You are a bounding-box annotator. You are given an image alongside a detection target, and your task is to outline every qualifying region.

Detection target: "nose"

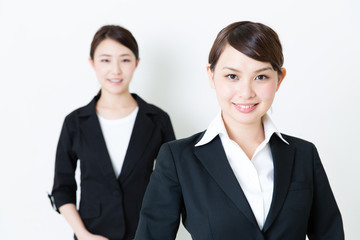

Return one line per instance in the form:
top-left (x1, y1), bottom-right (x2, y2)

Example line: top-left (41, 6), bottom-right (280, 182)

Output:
top-left (112, 61), bottom-right (122, 75)
top-left (237, 80), bottom-right (255, 99)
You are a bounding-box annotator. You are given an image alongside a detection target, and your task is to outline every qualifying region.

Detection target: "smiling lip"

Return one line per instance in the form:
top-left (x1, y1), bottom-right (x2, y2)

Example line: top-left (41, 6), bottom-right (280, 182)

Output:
top-left (108, 78), bottom-right (123, 84)
top-left (233, 103), bottom-right (258, 113)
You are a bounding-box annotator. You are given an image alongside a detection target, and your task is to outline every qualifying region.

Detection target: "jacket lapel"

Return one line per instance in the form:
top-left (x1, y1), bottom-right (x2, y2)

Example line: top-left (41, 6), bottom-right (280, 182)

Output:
top-left (118, 94), bottom-right (155, 182)
top-left (79, 96), bottom-right (120, 190)
top-left (263, 134), bottom-right (295, 232)
top-left (194, 136), bottom-right (258, 227)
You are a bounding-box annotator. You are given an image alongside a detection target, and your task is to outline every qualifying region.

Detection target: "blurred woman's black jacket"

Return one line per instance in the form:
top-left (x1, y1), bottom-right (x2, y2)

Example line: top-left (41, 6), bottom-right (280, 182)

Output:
top-left (50, 93), bottom-right (175, 240)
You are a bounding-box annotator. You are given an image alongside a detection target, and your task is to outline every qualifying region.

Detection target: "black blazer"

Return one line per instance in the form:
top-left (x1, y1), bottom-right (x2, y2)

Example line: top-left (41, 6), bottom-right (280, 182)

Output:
top-left (135, 132), bottom-right (344, 239)
top-left (50, 93), bottom-right (175, 240)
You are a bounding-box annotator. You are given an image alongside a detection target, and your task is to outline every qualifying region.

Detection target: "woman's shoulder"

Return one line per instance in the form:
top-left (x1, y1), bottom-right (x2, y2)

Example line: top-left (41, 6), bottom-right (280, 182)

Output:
top-left (142, 102), bottom-right (169, 117)
top-left (62, 96), bottom-right (97, 123)
top-left (164, 132), bottom-right (205, 150)
top-left (132, 94), bottom-right (174, 126)
top-left (280, 133), bottom-right (317, 150)
top-left (133, 94), bottom-right (167, 114)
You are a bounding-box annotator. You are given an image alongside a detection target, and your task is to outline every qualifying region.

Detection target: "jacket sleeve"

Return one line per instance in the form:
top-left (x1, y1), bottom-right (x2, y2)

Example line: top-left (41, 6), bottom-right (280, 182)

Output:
top-left (135, 143), bottom-right (182, 239)
top-left (50, 116), bottom-right (78, 212)
top-left (307, 145), bottom-right (344, 239)
top-left (161, 112), bottom-right (176, 143)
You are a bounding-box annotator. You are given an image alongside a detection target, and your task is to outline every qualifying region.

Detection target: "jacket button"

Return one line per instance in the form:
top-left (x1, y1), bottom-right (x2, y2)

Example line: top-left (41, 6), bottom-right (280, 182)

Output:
top-left (113, 190), bottom-right (120, 196)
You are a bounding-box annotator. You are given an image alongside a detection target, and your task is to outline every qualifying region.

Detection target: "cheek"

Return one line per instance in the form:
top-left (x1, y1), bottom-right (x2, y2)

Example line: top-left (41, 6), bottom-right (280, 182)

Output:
top-left (214, 80), bottom-right (235, 99)
top-left (258, 83), bottom-right (277, 99)
top-left (126, 66), bottom-right (136, 76)
top-left (216, 84), bottom-right (235, 101)
top-left (122, 62), bottom-right (137, 72)
top-left (94, 65), bottom-right (108, 76)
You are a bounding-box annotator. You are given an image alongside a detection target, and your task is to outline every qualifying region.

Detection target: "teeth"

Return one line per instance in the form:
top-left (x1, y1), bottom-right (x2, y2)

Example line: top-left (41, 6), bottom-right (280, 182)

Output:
top-left (109, 79), bottom-right (122, 83)
top-left (236, 104), bottom-right (255, 109)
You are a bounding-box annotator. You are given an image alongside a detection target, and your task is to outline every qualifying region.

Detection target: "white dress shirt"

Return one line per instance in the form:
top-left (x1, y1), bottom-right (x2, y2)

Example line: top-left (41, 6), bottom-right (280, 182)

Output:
top-left (98, 107), bottom-right (138, 177)
top-left (195, 112), bottom-right (288, 229)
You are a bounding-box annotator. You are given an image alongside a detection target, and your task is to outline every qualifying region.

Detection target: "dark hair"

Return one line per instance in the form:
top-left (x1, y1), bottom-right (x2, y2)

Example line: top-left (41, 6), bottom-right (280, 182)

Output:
top-left (90, 25), bottom-right (139, 60)
top-left (208, 21), bottom-right (283, 74)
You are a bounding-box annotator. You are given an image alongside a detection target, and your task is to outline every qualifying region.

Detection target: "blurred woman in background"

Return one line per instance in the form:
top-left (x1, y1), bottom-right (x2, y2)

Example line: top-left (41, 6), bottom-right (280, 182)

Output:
top-left (50, 25), bottom-right (175, 240)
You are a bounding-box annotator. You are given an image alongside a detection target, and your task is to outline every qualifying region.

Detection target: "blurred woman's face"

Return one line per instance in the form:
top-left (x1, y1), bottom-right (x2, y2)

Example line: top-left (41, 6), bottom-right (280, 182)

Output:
top-left (207, 44), bottom-right (285, 129)
top-left (89, 38), bottom-right (139, 96)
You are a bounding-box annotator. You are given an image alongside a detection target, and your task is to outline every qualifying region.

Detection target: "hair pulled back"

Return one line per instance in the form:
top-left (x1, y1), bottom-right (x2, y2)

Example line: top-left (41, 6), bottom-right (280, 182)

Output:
top-left (208, 21), bottom-right (283, 74)
top-left (90, 25), bottom-right (139, 60)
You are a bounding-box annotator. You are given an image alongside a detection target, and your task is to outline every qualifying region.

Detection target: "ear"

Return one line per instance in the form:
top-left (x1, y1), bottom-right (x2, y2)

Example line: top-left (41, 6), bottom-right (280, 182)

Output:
top-left (207, 64), bottom-right (215, 89)
top-left (135, 58), bottom-right (140, 67)
top-left (88, 57), bottom-right (95, 69)
top-left (276, 68), bottom-right (286, 91)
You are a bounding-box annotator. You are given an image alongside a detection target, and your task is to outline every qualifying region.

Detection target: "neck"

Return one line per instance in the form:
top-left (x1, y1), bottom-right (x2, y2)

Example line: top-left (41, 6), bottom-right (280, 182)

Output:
top-left (223, 115), bottom-right (265, 160)
top-left (96, 90), bottom-right (138, 119)
top-left (98, 90), bottom-right (135, 108)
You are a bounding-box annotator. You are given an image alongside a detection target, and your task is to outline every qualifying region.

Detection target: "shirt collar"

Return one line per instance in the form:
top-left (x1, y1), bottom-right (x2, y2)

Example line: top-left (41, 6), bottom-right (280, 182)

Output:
top-left (195, 111), bottom-right (289, 147)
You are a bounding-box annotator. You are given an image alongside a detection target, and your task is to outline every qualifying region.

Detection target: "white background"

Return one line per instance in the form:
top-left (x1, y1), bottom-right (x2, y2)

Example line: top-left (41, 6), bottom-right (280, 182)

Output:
top-left (0, 0), bottom-right (359, 239)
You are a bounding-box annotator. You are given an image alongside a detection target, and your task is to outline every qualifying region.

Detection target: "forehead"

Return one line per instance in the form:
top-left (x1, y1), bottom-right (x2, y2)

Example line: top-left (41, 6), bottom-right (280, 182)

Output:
top-left (216, 44), bottom-right (273, 71)
top-left (94, 38), bottom-right (134, 56)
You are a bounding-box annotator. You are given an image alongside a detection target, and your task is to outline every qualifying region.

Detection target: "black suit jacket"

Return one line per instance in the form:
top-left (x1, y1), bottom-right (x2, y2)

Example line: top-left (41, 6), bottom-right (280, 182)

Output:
top-left (50, 93), bottom-right (175, 240)
top-left (135, 132), bottom-right (344, 239)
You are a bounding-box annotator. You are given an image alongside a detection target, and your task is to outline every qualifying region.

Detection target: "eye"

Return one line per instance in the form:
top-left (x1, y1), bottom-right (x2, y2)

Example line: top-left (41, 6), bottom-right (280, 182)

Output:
top-left (255, 75), bottom-right (268, 80)
top-left (101, 59), bottom-right (110, 63)
top-left (121, 59), bottom-right (131, 63)
top-left (226, 74), bottom-right (238, 80)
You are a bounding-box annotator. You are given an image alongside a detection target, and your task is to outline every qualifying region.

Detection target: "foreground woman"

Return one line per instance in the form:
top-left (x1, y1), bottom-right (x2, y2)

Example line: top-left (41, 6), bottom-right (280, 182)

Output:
top-left (135, 21), bottom-right (344, 240)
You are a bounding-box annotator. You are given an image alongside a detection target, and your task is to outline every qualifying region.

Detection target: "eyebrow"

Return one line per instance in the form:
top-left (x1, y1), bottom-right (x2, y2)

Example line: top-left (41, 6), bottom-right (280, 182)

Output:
top-left (97, 53), bottom-right (131, 57)
top-left (223, 66), bottom-right (273, 73)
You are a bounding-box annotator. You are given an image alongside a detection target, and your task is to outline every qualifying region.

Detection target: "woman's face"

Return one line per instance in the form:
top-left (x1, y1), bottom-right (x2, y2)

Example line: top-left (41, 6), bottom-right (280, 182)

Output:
top-left (207, 44), bottom-right (286, 128)
top-left (90, 38), bottom-right (139, 96)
